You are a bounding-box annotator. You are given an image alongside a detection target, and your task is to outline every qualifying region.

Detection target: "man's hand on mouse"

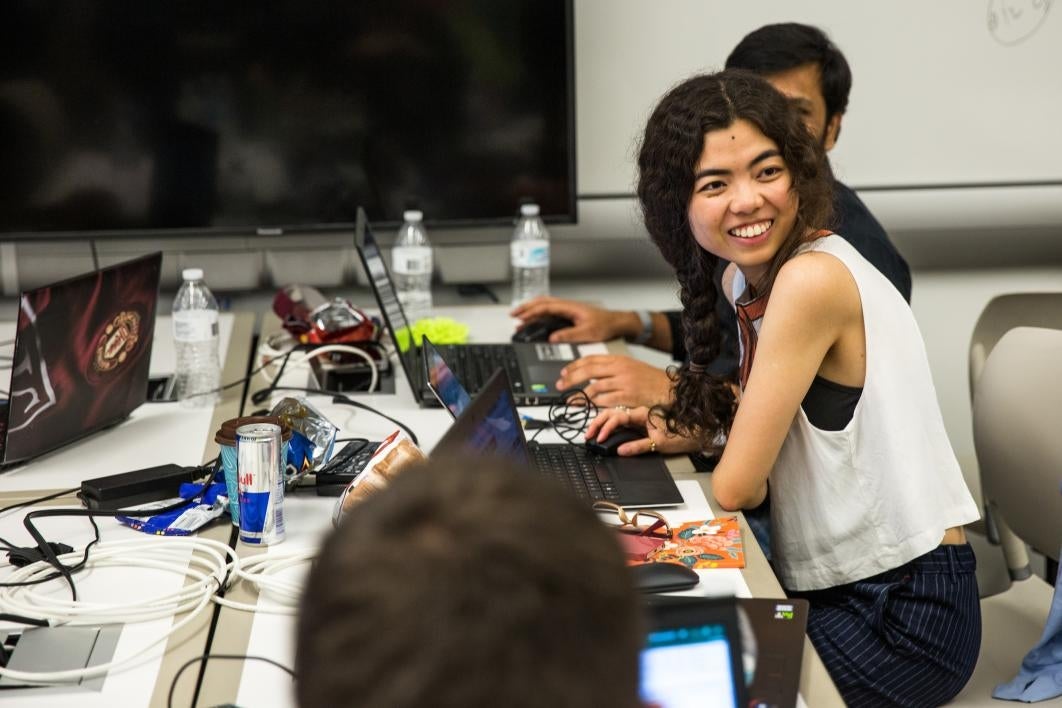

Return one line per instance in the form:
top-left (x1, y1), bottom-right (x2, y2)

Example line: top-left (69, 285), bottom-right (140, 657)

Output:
top-left (510, 296), bottom-right (642, 344)
top-left (557, 354), bottom-right (672, 409)
top-left (586, 406), bottom-right (703, 457)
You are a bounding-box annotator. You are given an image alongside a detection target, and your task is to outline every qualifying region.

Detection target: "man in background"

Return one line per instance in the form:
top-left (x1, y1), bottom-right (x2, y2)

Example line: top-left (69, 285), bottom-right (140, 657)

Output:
top-left (513, 23), bottom-right (911, 411)
top-left (295, 456), bottom-right (643, 708)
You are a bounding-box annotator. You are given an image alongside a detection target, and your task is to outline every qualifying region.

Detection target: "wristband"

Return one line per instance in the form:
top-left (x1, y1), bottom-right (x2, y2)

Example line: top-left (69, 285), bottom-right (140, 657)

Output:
top-left (632, 310), bottom-right (653, 345)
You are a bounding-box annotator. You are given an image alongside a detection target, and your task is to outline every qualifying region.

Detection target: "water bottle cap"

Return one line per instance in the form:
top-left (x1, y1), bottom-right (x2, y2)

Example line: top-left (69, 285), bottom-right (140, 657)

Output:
top-left (520, 203), bottom-right (540, 216)
top-left (403, 210), bottom-right (423, 222)
top-left (182, 268), bottom-right (204, 281)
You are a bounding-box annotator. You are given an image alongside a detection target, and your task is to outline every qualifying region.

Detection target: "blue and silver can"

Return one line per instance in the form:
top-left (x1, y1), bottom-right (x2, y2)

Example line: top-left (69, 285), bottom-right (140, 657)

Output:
top-left (236, 422), bottom-right (286, 545)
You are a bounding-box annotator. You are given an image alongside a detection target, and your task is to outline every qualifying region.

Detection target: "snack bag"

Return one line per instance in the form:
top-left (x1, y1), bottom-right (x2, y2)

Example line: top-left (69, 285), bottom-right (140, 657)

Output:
top-left (331, 430), bottom-right (425, 526)
top-left (269, 397), bottom-right (338, 470)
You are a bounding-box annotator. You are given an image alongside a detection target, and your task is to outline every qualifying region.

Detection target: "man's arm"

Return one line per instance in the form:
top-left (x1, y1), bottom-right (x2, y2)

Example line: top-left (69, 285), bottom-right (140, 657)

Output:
top-left (511, 296), bottom-right (673, 352)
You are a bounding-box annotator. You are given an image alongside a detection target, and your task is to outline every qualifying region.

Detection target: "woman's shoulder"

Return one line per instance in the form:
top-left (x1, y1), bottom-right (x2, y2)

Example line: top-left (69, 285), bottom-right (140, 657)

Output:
top-left (774, 246), bottom-right (860, 316)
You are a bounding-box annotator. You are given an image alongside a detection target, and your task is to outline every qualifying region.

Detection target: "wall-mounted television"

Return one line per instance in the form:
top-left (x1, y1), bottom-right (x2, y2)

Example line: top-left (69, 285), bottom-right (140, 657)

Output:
top-left (0, 0), bottom-right (575, 239)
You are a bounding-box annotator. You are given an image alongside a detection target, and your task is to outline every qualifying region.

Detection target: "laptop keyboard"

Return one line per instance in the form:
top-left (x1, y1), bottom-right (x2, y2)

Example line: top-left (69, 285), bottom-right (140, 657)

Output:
top-left (314, 440), bottom-right (381, 495)
top-left (444, 344), bottom-right (524, 393)
top-left (528, 443), bottom-right (620, 502)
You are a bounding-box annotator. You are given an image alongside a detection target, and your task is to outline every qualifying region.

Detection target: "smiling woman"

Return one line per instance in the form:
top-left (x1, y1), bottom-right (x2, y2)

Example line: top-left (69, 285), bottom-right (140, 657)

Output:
top-left (592, 69), bottom-right (985, 707)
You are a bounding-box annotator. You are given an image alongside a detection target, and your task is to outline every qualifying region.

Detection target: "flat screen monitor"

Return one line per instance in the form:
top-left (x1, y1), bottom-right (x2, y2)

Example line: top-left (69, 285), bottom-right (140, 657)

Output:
top-left (0, 0), bottom-right (575, 238)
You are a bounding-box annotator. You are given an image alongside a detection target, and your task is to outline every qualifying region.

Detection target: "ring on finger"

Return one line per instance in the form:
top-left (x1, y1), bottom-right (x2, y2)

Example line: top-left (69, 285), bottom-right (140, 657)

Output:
top-left (613, 405), bottom-right (630, 413)
top-left (649, 439), bottom-right (657, 453)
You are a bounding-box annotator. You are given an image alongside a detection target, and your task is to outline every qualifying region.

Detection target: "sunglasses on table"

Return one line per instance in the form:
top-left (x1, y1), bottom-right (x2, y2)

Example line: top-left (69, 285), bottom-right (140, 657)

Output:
top-left (592, 501), bottom-right (673, 539)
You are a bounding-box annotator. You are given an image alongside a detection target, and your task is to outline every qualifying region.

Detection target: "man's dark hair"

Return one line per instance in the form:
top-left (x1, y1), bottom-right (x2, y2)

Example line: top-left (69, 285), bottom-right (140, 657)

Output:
top-left (295, 455), bottom-right (643, 708)
top-left (725, 22), bottom-right (852, 120)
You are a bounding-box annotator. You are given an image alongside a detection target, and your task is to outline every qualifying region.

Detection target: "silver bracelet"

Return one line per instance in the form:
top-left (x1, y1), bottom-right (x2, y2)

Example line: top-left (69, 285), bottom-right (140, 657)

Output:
top-left (632, 310), bottom-right (653, 345)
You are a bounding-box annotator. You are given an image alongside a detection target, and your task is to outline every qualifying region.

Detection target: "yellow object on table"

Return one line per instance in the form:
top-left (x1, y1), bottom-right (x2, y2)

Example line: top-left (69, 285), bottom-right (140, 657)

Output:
top-left (393, 317), bottom-right (470, 352)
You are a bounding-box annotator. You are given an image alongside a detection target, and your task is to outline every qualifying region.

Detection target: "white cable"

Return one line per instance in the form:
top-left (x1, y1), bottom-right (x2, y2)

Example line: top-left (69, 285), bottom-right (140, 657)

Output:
top-left (257, 338), bottom-right (380, 394)
top-left (213, 548), bottom-right (316, 614)
top-left (0, 536), bottom-right (240, 684)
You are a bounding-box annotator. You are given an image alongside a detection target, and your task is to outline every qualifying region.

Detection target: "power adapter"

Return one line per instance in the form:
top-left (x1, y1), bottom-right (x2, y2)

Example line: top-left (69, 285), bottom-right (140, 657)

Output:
top-left (80, 464), bottom-right (199, 510)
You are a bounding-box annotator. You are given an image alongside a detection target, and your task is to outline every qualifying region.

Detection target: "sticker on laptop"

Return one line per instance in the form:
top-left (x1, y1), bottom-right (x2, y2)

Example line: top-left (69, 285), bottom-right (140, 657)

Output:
top-left (533, 343), bottom-right (574, 360)
top-left (773, 603), bottom-right (796, 620)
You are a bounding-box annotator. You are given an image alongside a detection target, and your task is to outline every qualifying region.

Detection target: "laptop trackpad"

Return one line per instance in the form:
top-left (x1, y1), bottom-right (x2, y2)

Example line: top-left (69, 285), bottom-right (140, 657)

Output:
top-left (606, 457), bottom-right (670, 481)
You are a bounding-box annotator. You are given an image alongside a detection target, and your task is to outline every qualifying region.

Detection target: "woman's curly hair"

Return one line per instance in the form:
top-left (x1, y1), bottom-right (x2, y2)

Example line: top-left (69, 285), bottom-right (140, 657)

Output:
top-left (637, 70), bottom-right (834, 449)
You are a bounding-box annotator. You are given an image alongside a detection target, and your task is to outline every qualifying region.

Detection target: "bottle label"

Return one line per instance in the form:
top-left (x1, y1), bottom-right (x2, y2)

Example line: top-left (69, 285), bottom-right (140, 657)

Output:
top-left (173, 310), bottom-right (219, 343)
top-left (511, 240), bottom-right (549, 268)
top-left (391, 246), bottom-right (433, 275)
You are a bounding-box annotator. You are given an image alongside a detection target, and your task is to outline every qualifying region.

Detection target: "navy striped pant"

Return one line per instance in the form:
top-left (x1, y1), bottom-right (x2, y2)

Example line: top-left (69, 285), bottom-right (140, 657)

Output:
top-left (787, 544), bottom-right (980, 707)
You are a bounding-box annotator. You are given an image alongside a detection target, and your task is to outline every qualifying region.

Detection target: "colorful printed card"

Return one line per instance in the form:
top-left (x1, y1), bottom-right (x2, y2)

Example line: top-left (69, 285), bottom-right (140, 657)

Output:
top-left (630, 516), bottom-right (745, 569)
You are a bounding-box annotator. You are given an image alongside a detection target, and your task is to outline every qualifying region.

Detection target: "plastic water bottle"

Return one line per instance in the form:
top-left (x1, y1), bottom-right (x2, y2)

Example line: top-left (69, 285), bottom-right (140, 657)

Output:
top-left (391, 209), bottom-right (434, 323)
top-left (510, 202), bottom-right (550, 306)
top-left (172, 268), bottom-right (221, 408)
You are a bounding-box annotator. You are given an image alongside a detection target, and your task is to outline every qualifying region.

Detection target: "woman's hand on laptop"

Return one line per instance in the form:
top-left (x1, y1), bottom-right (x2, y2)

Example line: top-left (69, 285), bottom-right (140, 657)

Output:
top-left (557, 355), bottom-right (672, 409)
top-left (511, 297), bottom-right (640, 343)
top-left (586, 405), bottom-right (703, 457)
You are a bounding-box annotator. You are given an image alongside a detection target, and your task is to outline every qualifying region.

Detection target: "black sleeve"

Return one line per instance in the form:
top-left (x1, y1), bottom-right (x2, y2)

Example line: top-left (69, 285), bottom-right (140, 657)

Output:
top-left (832, 181), bottom-right (913, 303)
top-left (663, 260), bottom-right (739, 379)
top-left (664, 310), bottom-right (685, 361)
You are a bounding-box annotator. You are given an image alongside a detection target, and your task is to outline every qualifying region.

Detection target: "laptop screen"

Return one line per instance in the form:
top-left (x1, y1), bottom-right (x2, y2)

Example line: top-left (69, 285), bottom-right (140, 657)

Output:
top-left (353, 208), bottom-right (420, 388)
top-left (431, 368), bottom-right (530, 466)
top-left (3, 252), bottom-right (162, 465)
top-left (640, 598), bottom-right (749, 708)
top-left (422, 336), bottom-right (471, 418)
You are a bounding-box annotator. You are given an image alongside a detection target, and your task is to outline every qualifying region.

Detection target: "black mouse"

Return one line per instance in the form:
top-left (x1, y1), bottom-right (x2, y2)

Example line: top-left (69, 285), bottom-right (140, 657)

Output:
top-left (630, 562), bottom-right (700, 593)
top-left (511, 315), bottom-right (574, 343)
top-left (585, 426), bottom-right (645, 456)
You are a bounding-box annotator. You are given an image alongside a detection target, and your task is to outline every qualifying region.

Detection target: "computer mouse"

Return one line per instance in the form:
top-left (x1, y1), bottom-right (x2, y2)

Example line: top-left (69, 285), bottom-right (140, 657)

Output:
top-left (630, 562), bottom-right (700, 593)
top-left (511, 315), bottom-right (574, 343)
top-left (585, 426), bottom-right (646, 456)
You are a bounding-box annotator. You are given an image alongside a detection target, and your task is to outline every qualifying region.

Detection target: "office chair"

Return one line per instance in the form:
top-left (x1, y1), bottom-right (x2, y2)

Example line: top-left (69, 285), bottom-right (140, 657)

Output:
top-left (967, 293), bottom-right (1062, 589)
top-left (951, 326), bottom-right (1061, 705)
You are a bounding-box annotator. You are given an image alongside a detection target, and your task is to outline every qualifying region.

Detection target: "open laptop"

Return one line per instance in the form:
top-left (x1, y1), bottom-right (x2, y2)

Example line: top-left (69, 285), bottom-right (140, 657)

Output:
top-left (431, 366), bottom-right (683, 507)
top-left (640, 596), bottom-right (750, 708)
top-left (353, 206), bottom-right (591, 406)
top-left (0, 252), bottom-right (162, 467)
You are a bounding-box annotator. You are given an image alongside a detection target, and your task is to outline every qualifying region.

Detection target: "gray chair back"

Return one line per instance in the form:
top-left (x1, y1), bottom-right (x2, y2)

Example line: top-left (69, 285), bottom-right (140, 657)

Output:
top-left (972, 326), bottom-right (1062, 564)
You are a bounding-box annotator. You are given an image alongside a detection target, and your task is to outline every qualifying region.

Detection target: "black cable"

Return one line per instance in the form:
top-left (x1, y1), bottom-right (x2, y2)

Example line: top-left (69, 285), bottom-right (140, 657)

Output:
top-left (145, 350), bottom-right (296, 405)
top-left (3, 460), bottom-right (219, 599)
top-left (456, 283), bottom-right (500, 303)
top-left (168, 653), bottom-right (295, 708)
top-left (0, 487), bottom-right (79, 550)
top-left (549, 389), bottom-right (599, 445)
top-left (0, 612), bottom-right (48, 627)
top-left (250, 384), bottom-right (419, 447)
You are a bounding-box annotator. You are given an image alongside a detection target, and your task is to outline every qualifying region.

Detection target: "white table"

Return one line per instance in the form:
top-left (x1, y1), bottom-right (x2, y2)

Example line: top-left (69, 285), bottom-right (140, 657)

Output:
top-left (0, 312), bottom-right (256, 708)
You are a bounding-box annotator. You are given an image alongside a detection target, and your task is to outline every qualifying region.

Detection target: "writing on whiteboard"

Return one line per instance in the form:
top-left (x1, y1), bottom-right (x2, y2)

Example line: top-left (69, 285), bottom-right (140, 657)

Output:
top-left (988, 0), bottom-right (1053, 45)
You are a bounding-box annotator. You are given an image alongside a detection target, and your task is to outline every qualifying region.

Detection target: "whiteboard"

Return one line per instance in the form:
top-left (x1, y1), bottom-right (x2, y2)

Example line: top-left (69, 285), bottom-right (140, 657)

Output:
top-left (575, 0), bottom-right (1061, 194)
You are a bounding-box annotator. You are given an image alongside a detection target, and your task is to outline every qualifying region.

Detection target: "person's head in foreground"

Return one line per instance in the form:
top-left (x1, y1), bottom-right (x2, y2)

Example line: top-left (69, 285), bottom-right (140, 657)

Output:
top-left (638, 69), bottom-right (833, 445)
top-left (295, 455), bottom-right (643, 708)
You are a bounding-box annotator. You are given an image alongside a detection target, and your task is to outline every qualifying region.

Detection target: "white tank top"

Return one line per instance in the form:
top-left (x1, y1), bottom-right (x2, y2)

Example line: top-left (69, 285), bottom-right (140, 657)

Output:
top-left (732, 235), bottom-right (979, 591)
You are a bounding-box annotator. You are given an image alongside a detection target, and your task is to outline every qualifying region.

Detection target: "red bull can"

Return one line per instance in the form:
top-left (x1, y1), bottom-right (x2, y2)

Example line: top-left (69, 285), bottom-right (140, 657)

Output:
top-left (236, 423), bottom-right (286, 544)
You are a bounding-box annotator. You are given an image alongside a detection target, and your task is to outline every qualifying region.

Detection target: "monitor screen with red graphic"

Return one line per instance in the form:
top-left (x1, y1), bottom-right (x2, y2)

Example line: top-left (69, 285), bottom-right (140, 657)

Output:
top-left (2, 252), bottom-right (161, 465)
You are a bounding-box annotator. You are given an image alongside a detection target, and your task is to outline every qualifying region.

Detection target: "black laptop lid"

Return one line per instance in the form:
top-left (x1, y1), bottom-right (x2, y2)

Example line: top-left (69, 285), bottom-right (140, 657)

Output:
top-left (422, 336), bottom-right (471, 419)
top-left (3, 252), bottom-right (162, 465)
top-left (354, 207), bottom-right (421, 394)
top-left (431, 368), bottom-right (530, 466)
